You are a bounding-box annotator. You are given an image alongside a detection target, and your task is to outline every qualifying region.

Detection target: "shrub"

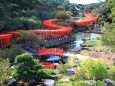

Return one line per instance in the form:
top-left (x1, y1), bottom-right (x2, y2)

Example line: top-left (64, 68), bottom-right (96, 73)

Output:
top-left (109, 66), bottom-right (115, 80)
top-left (19, 31), bottom-right (44, 50)
top-left (55, 11), bottom-right (72, 19)
top-left (82, 60), bottom-right (108, 80)
top-left (56, 82), bottom-right (73, 86)
top-left (0, 44), bottom-right (24, 63)
top-left (17, 16), bottom-right (42, 29)
top-left (75, 81), bottom-right (90, 86)
top-left (0, 59), bottom-right (11, 86)
top-left (0, 21), bottom-right (5, 30)
top-left (38, 69), bottom-right (56, 79)
top-left (58, 64), bottom-right (70, 74)
top-left (75, 80), bottom-right (104, 86)
top-left (96, 80), bottom-right (105, 86)
top-left (56, 22), bottom-right (70, 26)
top-left (72, 67), bottom-right (86, 81)
top-left (6, 18), bottom-right (24, 31)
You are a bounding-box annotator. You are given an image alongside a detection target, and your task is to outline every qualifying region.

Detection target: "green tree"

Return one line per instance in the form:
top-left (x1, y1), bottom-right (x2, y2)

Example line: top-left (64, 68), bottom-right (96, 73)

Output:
top-left (94, 0), bottom-right (115, 22)
top-left (12, 53), bottom-right (42, 81)
top-left (101, 23), bottom-right (115, 51)
top-left (84, 3), bottom-right (101, 12)
top-left (97, 0), bottom-right (115, 50)
top-left (12, 53), bottom-right (56, 82)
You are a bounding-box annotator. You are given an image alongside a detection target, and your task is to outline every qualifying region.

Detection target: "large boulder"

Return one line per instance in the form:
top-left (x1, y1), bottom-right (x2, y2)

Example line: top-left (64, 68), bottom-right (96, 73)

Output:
top-left (104, 79), bottom-right (115, 86)
top-left (7, 79), bottom-right (17, 86)
top-left (44, 79), bottom-right (55, 86)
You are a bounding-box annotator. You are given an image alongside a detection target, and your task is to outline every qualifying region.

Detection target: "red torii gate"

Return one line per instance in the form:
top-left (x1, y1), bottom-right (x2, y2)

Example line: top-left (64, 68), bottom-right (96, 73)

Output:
top-left (38, 48), bottom-right (64, 70)
top-left (8, 31), bottom-right (20, 38)
top-left (0, 34), bottom-right (12, 48)
top-left (39, 62), bottom-right (55, 70)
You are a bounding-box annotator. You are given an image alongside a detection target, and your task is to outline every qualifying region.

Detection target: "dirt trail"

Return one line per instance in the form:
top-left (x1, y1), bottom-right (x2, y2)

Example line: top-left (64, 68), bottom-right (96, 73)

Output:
top-left (65, 51), bottom-right (115, 65)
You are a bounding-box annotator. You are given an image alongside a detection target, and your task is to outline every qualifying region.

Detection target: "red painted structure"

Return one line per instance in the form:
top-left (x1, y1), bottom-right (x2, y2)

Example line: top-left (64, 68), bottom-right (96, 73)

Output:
top-left (0, 12), bottom-right (96, 48)
top-left (0, 34), bottom-right (12, 48)
top-left (38, 48), bottom-right (64, 56)
top-left (39, 62), bottom-right (55, 69)
top-left (8, 31), bottom-right (20, 39)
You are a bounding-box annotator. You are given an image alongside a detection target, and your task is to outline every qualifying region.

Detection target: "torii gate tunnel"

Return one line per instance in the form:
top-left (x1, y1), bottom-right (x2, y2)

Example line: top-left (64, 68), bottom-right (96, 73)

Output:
top-left (0, 12), bottom-right (97, 48)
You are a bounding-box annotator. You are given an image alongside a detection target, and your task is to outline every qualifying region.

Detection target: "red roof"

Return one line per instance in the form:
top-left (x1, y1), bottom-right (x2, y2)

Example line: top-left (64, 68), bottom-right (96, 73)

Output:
top-left (38, 48), bottom-right (64, 56)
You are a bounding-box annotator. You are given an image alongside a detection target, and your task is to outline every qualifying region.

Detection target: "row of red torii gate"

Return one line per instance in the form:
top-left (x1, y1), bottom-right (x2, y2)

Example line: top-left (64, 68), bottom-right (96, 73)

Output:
top-left (0, 12), bottom-right (97, 69)
top-left (0, 12), bottom-right (96, 49)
